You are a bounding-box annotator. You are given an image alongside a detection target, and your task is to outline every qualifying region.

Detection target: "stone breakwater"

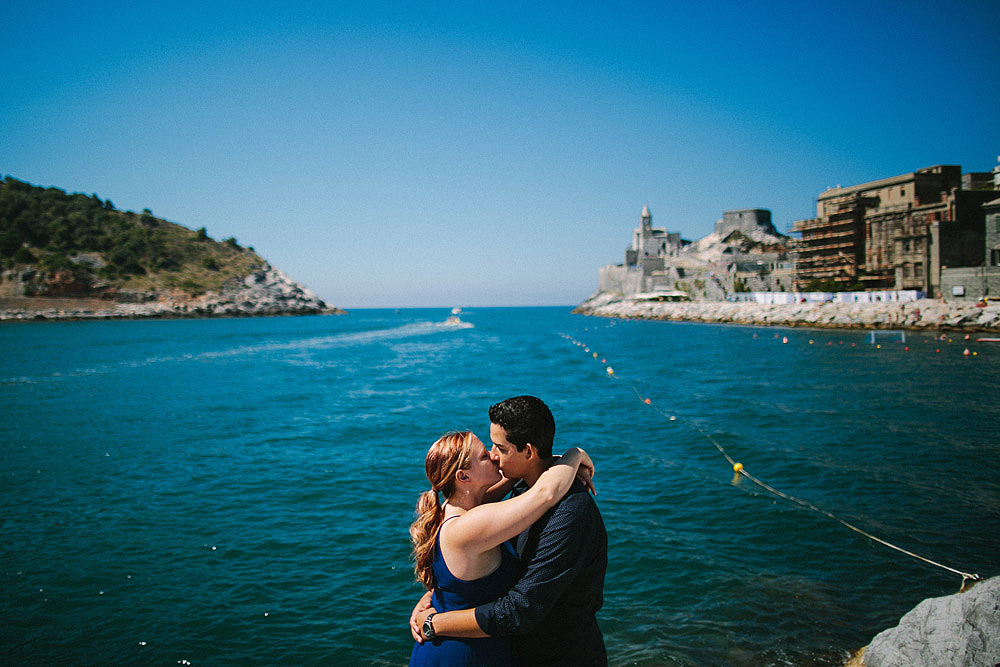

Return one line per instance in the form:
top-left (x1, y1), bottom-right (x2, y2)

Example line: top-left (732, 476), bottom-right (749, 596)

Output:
top-left (0, 266), bottom-right (342, 321)
top-left (574, 292), bottom-right (1000, 332)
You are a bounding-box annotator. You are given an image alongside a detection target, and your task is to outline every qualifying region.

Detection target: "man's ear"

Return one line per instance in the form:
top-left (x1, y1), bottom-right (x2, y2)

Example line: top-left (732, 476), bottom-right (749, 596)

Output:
top-left (456, 470), bottom-right (470, 483)
top-left (523, 443), bottom-right (536, 460)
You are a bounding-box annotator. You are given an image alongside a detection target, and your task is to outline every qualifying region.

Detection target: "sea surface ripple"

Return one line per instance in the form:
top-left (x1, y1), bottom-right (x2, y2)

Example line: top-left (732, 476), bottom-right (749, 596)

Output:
top-left (2, 308), bottom-right (997, 665)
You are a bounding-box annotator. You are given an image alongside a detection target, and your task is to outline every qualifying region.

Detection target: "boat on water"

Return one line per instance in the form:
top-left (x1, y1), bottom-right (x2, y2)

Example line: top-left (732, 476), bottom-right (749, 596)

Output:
top-left (445, 315), bottom-right (462, 325)
top-left (451, 307), bottom-right (462, 315)
top-left (976, 337), bottom-right (1000, 342)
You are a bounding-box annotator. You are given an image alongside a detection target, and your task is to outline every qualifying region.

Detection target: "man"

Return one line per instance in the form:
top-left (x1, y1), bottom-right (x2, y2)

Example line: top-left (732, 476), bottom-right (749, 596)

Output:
top-left (411, 395), bottom-right (608, 665)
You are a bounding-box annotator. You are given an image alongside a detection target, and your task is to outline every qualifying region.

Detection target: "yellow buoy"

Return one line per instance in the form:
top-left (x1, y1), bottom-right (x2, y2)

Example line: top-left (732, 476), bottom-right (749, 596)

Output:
top-left (733, 462), bottom-right (744, 473)
top-left (592, 352), bottom-right (598, 358)
top-left (606, 367), bottom-right (614, 375)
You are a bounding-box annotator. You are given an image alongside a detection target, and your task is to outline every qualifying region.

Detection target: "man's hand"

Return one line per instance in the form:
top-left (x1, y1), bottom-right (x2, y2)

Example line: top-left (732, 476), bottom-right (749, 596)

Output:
top-left (409, 590), bottom-right (435, 643)
top-left (413, 605), bottom-right (438, 642)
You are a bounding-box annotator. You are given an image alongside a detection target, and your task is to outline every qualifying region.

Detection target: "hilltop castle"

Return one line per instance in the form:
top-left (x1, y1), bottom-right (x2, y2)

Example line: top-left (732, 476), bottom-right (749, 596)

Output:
top-left (599, 206), bottom-right (790, 300)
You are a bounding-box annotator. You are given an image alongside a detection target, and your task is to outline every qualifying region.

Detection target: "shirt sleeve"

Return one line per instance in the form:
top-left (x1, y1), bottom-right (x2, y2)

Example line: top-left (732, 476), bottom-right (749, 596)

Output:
top-left (474, 489), bottom-right (598, 636)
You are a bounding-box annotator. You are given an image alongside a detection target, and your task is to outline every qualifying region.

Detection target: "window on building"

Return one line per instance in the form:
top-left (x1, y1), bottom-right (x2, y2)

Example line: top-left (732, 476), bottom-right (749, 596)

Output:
top-left (914, 238), bottom-right (922, 252)
top-left (914, 262), bottom-right (923, 277)
top-left (903, 239), bottom-right (910, 252)
top-left (992, 249), bottom-right (1000, 267)
top-left (903, 263), bottom-right (912, 278)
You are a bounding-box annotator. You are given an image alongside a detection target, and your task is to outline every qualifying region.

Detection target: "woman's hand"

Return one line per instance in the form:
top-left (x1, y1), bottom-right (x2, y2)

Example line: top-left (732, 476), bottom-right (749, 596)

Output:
top-left (565, 447), bottom-right (597, 495)
top-left (409, 590), bottom-right (434, 643)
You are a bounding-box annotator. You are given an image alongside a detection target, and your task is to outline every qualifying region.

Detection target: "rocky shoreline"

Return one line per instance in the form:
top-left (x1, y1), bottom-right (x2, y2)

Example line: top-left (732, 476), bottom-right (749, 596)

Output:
top-left (0, 266), bottom-right (343, 321)
top-left (845, 577), bottom-right (999, 667)
top-left (573, 292), bottom-right (1000, 332)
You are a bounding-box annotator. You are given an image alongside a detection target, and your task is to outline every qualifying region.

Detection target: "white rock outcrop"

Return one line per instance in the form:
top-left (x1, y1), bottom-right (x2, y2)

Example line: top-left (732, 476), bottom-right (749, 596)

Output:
top-left (862, 577), bottom-right (1000, 667)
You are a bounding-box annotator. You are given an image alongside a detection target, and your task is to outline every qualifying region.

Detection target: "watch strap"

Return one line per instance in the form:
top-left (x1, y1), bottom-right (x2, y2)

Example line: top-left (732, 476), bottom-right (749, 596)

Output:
top-left (423, 612), bottom-right (437, 639)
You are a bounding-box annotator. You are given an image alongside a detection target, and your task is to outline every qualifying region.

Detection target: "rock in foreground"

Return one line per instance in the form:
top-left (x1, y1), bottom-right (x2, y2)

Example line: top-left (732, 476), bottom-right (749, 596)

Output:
top-left (857, 577), bottom-right (1000, 667)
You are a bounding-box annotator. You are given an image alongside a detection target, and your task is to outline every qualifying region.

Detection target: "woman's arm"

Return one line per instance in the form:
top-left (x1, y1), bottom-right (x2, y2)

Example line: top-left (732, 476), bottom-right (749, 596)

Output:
top-left (443, 448), bottom-right (594, 556)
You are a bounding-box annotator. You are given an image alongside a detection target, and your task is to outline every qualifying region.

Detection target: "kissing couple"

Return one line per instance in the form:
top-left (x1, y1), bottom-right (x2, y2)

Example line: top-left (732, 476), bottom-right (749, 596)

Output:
top-left (408, 395), bottom-right (608, 666)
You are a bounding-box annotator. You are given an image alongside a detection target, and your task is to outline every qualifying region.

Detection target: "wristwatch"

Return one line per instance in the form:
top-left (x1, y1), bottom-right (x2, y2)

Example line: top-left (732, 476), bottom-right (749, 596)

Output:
top-left (422, 612), bottom-right (437, 640)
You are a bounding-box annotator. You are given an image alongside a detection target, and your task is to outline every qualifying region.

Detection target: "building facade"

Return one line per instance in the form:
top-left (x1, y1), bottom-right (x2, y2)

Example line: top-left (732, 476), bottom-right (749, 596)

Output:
top-left (599, 206), bottom-right (787, 299)
top-left (627, 204), bottom-right (683, 272)
top-left (792, 165), bottom-right (996, 295)
top-left (716, 209), bottom-right (775, 238)
top-left (945, 197), bottom-right (1000, 298)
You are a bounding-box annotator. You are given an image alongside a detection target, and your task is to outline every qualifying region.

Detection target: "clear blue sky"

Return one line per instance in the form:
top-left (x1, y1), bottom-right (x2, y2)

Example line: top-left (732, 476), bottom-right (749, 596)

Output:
top-left (3, 0), bottom-right (998, 307)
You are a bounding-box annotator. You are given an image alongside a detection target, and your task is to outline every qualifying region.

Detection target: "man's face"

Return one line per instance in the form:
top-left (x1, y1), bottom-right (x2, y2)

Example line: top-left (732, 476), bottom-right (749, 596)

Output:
top-left (489, 422), bottom-right (529, 481)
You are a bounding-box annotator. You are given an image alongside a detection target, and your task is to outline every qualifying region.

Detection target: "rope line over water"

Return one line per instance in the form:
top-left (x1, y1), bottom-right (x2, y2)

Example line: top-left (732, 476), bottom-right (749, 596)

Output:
top-left (560, 331), bottom-right (982, 588)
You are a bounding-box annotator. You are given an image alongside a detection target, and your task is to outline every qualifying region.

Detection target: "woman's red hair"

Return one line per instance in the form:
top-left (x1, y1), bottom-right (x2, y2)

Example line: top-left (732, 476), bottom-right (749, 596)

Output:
top-left (409, 431), bottom-right (476, 589)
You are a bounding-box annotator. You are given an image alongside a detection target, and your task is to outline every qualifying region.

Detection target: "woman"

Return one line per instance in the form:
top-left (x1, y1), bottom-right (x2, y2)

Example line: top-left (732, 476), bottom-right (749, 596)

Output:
top-left (408, 430), bottom-right (594, 666)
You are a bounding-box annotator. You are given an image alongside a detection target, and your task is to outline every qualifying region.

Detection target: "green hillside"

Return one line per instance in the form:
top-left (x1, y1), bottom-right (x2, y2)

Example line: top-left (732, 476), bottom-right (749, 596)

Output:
top-left (0, 176), bottom-right (267, 297)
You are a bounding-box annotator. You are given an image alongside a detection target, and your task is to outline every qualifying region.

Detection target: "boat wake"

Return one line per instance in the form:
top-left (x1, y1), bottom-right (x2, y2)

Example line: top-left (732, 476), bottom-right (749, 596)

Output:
top-left (0, 319), bottom-right (475, 384)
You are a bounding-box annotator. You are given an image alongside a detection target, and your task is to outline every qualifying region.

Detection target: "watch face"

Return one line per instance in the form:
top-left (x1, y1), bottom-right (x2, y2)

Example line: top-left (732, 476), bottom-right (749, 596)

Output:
top-left (422, 616), bottom-right (434, 638)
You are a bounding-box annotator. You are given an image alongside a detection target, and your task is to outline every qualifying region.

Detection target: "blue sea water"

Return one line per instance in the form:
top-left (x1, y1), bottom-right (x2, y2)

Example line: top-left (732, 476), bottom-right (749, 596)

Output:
top-left (2, 307), bottom-right (998, 666)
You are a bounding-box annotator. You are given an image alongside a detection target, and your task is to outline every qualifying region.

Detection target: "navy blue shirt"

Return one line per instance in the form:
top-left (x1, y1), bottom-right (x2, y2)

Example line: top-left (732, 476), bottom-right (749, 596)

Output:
top-left (474, 480), bottom-right (608, 666)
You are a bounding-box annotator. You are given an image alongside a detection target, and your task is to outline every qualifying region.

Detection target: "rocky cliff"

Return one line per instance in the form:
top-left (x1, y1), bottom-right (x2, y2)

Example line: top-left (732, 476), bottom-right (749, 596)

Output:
top-left (0, 264), bottom-right (339, 320)
top-left (0, 176), bottom-right (342, 320)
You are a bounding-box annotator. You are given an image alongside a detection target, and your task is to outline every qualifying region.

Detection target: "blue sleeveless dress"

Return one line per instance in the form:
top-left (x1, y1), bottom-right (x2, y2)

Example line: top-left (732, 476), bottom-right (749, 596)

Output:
top-left (409, 522), bottom-right (519, 666)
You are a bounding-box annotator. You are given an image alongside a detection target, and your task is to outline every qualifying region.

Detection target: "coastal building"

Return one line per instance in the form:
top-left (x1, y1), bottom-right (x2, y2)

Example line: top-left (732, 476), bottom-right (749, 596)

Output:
top-left (792, 165), bottom-right (998, 295)
top-left (712, 209), bottom-right (790, 292)
top-left (733, 256), bottom-right (793, 293)
top-left (600, 206), bottom-right (688, 296)
top-left (598, 206), bottom-right (787, 300)
top-left (941, 196), bottom-right (1000, 298)
top-left (989, 198), bottom-right (1000, 270)
top-left (716, 209), bottom-right (775, 238)
top-left (627, 205), bottom-right (684, 271)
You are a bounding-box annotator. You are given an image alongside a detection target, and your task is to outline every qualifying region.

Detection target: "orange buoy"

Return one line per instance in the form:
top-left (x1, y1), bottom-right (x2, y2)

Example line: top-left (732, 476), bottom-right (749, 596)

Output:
top-left (644, 398), bottom-right (651, 404)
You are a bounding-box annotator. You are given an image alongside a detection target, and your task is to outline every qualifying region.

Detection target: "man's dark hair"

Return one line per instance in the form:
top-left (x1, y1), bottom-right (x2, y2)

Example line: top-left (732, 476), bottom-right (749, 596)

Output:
top-left (488, 395), bottom-right (556, 458)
